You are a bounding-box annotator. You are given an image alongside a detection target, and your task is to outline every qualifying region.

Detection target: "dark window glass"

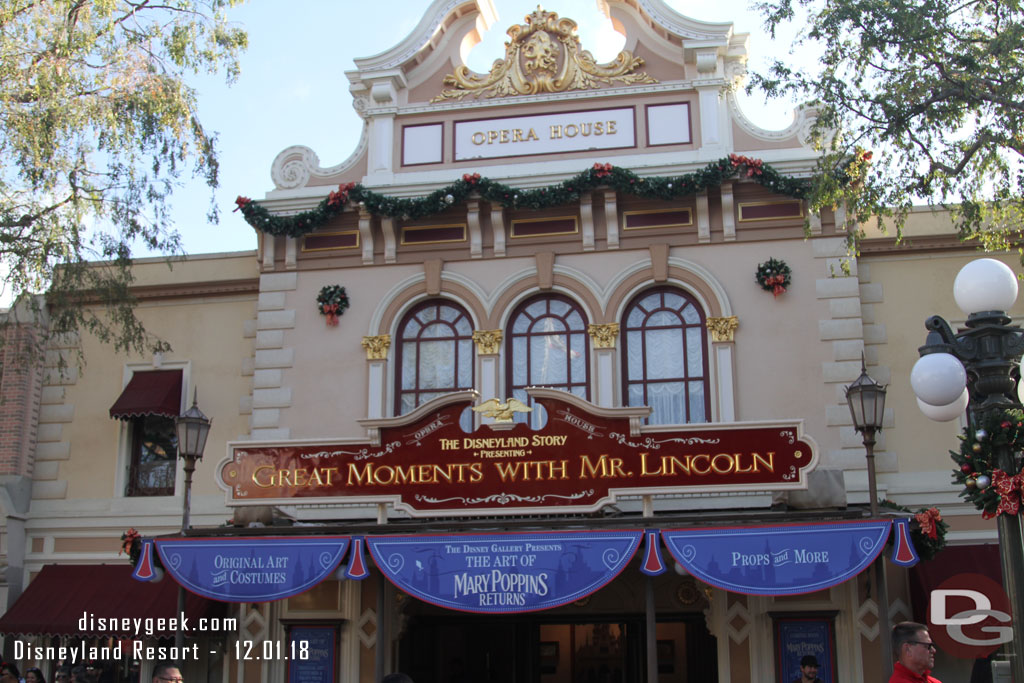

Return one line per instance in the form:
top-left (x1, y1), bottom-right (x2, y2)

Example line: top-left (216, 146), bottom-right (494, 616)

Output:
top-left (621, 287), bottom-right (710, 425)
top-left (126, 415), bottom-right (177, 496)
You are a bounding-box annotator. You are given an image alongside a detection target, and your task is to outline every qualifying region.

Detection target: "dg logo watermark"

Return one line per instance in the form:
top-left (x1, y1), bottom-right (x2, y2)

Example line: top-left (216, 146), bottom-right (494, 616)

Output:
top-left (928, 573), bottom-right (1013, 659)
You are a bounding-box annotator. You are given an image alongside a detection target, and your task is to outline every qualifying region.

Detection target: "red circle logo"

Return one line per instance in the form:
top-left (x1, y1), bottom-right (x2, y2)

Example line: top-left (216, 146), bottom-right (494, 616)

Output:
top-left (927, 572), bottom-right (1012, 659)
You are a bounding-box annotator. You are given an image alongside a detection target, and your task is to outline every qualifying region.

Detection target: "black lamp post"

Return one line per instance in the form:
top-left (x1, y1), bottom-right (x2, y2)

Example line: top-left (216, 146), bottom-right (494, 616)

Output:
top-left (845, 359), bottom-right (893, 675)
top-left (912, 258), bottom-right (1024, 682)
top-left (175, 389), bottom-right (212, 533)
top-left (173, 389), bottom-right (211, 650)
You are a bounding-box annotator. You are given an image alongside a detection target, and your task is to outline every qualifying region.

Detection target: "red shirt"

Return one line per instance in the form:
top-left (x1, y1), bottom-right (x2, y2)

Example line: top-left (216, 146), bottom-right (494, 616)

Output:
top-left (889, 662), bottom-right (941, 683)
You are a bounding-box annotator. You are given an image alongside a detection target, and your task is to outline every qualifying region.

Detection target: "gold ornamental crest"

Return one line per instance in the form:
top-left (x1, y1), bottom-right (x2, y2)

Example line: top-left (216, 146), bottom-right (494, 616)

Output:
top-left (431, 6), bottom-right (657, 102)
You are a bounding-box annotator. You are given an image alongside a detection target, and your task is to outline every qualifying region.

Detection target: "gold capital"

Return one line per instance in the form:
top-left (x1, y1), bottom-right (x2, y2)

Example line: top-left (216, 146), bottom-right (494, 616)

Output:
top-left (588, 323), bottom-right (619, 349)
top-left (361, 335), bottom-right (391, 360)
top-left (706, 317), bottom-right (739, 342)
top-left (472, 329), bottom-right (502, 355)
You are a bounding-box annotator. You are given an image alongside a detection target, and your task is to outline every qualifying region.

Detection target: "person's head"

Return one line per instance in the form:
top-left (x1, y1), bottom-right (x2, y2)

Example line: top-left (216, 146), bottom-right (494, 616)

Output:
top-left (152, 664), bottom-right (182, 683)
top-left (893, 621), bottom-right (936, 674)
top-left (799, 655), bottom-right (819, 680)
top-left (26, 668), bottom-right (46, 683)
top-left (0, 663), bottom-right (20, 682)
top-left (54, 667), bottom-right (70, 683)
top-left (381, 674), bottom-right (414, 683)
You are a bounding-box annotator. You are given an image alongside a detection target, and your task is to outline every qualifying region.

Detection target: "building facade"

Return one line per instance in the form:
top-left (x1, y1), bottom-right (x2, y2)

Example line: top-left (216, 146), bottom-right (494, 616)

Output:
top-left (0, 2), bottom-right (1010, 682)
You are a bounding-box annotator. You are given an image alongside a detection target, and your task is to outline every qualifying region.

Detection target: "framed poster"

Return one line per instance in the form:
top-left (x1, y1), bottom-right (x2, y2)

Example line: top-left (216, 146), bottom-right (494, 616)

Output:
top-left (286, 623), bottom-right (339, 683)
top-left (772, 613), bottom-right (838, 683)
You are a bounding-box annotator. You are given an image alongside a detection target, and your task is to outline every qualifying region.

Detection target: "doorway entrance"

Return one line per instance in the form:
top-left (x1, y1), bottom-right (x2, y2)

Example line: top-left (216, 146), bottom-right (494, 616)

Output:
top-left (396, 614), bottom-right (716, 682)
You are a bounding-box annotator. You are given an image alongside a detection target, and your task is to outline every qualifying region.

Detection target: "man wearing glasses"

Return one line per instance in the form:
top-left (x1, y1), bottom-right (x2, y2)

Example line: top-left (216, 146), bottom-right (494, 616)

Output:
top-left (889, 621), bottom-right (942, 683)
top-left (151, 664), bottom-right (183, 683)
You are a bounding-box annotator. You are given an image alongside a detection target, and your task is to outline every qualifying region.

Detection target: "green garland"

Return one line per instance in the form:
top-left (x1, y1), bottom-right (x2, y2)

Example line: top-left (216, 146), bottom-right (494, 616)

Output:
top-left (879, 500), bottom-right (948, 561)
top-left (235, 156), bottom-right (810, 238)
top-left (950, 409), bottom-right (1024, 518)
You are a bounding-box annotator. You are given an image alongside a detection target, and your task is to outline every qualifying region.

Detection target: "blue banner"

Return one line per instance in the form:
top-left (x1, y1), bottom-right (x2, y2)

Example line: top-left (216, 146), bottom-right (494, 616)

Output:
top-left (156, 537), bottom-right (349, 602)
top-left (662, 521), bottom-right (890, 596)
top-left (367, 531), bottom-right (642, 613)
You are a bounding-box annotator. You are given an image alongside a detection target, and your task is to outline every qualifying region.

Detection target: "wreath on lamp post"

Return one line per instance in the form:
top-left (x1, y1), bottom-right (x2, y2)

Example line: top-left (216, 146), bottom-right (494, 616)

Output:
top-left (120, 527), bottom-right (141, 566)
top-left (879, 500), bottom-right (948, 561)
top-left (950, 409), bottom-right (1024, 518)
top-left (755, 258), bottom-right (792, 298)
top-left (316, 285), bottom-right (349, 326)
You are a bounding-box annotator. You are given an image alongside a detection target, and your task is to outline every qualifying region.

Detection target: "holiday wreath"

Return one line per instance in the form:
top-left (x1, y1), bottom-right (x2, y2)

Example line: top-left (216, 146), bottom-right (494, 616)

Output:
top-left (950, 409), bottom-right (1024, 518)
top-left (316, 285), bottom-right (349, 326)
top-left (755, 258), bottom-right (792, 297)
top-left (879, 500), bottom-right (948, 561)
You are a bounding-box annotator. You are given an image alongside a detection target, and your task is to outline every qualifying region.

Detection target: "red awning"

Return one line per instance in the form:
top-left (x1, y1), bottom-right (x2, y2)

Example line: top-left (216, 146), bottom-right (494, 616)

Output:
top-left (0, 564), bottom-right (224, 637)
top-left (109, 369), bottom-right (183, 421)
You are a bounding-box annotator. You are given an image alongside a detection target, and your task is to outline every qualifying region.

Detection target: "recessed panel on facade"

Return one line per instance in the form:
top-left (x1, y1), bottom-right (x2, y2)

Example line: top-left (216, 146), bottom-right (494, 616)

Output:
top-left (402, 122), bottom-right (444, 166)
top-left (645, 103), bottom-right (692, 146)
top-left (454, 108), bottom-right (636, 161)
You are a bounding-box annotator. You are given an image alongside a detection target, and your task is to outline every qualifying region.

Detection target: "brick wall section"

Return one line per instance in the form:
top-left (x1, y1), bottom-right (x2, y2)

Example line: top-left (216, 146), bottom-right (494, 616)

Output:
top-left (0, 323), bottom-right (44, 478)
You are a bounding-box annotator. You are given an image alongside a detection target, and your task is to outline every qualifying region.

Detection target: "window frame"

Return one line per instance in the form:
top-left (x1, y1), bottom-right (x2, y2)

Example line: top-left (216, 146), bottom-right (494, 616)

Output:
top-left (620, 286), bottom-right (711, 425)
top-left (393, 299), bottom-right (476, 416)
top-left (125, 414), bottom-right (178, 497)
top-left (505, 293), bottom-right (591, 406)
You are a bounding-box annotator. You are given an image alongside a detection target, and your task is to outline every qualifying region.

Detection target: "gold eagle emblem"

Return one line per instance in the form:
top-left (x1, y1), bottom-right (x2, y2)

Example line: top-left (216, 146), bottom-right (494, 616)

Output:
top-left (471, 397), bottom-right (532, 423)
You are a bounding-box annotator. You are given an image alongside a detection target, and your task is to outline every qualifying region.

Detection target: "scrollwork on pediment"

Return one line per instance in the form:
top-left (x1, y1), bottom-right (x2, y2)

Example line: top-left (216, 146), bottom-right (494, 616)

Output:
top-left (431, 7), bottom-right (657, 102)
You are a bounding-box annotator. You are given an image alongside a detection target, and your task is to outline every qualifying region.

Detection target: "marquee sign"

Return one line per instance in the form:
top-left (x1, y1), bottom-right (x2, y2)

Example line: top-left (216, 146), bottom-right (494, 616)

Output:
top-left (368, 530), bottom-right (642, 614)
top-left (661, 520), bottom-right (891, 596)
top-left (217, 390), bottom-right (819, 517)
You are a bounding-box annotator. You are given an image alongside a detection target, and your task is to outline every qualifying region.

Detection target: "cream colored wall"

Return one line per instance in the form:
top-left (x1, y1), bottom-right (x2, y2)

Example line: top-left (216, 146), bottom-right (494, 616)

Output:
top-left (35, 251), bottom-right (257, 506)
top-left (869, 250), bottom-right (1024, 475)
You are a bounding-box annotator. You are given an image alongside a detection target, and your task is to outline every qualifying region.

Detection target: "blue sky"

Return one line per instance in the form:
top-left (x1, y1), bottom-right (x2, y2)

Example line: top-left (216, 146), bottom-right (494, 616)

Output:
top-left (169, 0), bottom-right (804, 256)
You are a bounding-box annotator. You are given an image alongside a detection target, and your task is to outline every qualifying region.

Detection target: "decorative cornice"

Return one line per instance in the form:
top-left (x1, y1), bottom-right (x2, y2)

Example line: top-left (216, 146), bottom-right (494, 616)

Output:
top-left (588, 323), bottom-right (619, 349)
top-left (432, 7), bottom-right (656, 102)
top-left (361, 335), bottom-right (391, 360)
top-left (472, 329), bottom-right (502, 355)
top-left (706, 316), bottom-right (738, 342)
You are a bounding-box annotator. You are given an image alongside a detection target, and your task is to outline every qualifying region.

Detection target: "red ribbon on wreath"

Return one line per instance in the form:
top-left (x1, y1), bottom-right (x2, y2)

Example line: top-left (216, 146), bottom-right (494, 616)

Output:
top-left (321, 303), bottom-right (340, 326)
top-left (120, 528), bottom-right (140, 556)
top-left (765, 274), bottom-right (787, 297)
top-left (991, 469), bottom-right (1024, 517)
top-left (233, 196), bottom-right (251, 212)
top-left (914, 507), bottom-right (943, 540)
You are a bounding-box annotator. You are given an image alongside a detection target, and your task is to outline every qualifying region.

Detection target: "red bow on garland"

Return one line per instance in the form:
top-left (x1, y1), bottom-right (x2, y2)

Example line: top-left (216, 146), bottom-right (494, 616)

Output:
top-left (327, 182), bottom-right (357, 208)
top-left (120, 528), bottom-right (140, 556)
top-left (233, 196), bottom-right (251, 212)
top-left (914, 507), bottom-right (943, 539)
top-left (729, 154), bottom-right (764, 177)
top-left (321, 303), bottom-right (340, 326)
top-left (765, 273), bottom-right (787, 297)
top-left (462, 173), bottom-right (481, 185)
top-left (592, 162), bottom-right (613, 178)
top-left (989, 469), bottom-right (1024, 517)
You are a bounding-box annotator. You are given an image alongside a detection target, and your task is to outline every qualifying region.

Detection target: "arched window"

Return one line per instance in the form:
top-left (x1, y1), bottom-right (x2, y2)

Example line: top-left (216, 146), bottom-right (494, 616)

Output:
top-left (506, 295), bottom-right (589, 423)
top-left (622, 287), bottom-right (710, 425)
top-left (395, 300), bottom-right (474, 415)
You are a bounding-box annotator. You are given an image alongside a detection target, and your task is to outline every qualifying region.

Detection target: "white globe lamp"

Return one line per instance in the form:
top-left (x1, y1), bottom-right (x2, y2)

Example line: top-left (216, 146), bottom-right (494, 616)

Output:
top-left (910, 352), bottom-right (967, 406)
top-left (953, 258), bottom-right (1018, 315)
top-left (916, 388), bottom-right (969, 422)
